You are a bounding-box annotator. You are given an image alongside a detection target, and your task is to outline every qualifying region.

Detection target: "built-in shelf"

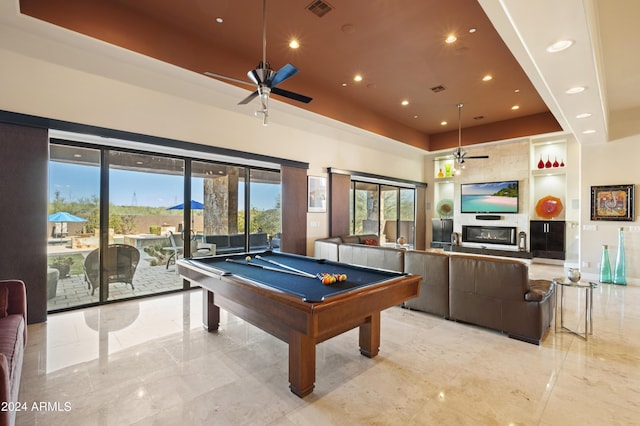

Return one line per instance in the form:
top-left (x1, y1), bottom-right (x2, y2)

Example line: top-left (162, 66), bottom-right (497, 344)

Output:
top-left (531, 168), bottom-right (566, 177)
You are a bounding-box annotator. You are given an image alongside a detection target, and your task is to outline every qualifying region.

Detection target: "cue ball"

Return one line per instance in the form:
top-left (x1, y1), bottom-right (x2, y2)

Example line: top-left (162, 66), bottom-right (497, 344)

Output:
top-left (245, 256), bottom-right (251, 261)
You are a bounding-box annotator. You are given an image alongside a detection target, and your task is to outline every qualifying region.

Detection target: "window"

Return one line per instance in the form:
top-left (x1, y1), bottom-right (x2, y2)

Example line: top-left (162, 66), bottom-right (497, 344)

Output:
top-left (351, 180), bottom-right (416, 246)
top-left (47, 144), bottom-right (101, 310)
top-left (48, 142), bottom-right (282, 312)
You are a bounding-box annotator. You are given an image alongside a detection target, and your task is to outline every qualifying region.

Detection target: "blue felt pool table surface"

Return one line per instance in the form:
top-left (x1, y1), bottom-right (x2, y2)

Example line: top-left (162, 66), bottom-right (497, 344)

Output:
top-left (185, 251), bottom-right (405, 302)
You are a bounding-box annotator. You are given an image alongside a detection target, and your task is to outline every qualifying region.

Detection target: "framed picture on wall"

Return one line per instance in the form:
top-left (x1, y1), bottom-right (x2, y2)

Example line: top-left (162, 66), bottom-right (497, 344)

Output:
top-left (590, 184), bottom-right (635, 221)
top-left (308, 176), bottom-right (327, 213)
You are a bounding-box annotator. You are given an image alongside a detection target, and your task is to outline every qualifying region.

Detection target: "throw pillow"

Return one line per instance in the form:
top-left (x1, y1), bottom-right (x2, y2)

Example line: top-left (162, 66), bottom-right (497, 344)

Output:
top-left (362, 238), bottom-right (378, 246)
top-left (0, 287), bottom-right (8, 318)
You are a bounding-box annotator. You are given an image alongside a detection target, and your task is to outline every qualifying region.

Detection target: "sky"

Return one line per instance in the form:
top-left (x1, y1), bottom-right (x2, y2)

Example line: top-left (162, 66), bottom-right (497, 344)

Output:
top-left (49, 162), bottom-right (280, 210)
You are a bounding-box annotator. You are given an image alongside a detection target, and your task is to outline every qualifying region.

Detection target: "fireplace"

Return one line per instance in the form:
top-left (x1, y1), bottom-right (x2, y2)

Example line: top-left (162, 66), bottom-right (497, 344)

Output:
top-left (462, 225), bottom-right (517, 246)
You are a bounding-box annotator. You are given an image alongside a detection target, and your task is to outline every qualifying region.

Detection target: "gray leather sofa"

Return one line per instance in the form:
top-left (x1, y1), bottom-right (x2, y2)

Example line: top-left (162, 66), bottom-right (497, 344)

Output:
top-left (403, 250), bottom-right (450, 318)
top-left (448, 254), bottom-right (554, 344)
top-left (314, 237), bottom-right (555, 345)
top-left (314, 234), bottom-right (379, 263)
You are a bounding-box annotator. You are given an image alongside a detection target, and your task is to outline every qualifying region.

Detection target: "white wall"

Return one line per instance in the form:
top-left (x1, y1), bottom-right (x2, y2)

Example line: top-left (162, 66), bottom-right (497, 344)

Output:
top-left (580, 135), bottom-right (640, 285)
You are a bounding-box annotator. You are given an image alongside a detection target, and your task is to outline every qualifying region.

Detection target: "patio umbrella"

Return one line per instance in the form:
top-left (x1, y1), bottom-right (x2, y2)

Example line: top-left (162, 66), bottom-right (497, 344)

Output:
top-left (48, 211), bottom-right (87, 239)
top-left (167, 200), bottom-right (205, 232)
top-left (48, 212), bottom-right (87, 222)
top-left (167, 200), bottom-right (204, 210)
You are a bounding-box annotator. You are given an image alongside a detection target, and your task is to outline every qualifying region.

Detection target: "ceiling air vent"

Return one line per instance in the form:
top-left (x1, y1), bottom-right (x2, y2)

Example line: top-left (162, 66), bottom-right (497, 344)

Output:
top-left (430, 85), bottom-right (446, 93)
top-left (307, 0), bottom-right (334, 18)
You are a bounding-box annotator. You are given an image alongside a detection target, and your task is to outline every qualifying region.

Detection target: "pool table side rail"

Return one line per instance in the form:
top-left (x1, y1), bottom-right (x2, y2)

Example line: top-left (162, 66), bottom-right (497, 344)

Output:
top-left (177, 259), bottom-right (421, 345)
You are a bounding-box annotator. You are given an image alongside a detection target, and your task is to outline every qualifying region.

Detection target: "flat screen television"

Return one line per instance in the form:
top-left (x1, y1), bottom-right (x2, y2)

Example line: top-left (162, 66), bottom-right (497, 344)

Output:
top-left (460, 180), bottom-right (519, 213)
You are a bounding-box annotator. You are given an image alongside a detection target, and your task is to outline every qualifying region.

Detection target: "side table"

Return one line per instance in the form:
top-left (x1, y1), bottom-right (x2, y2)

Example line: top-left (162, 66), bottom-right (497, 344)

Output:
top-left (552, 278), bottom-right (597, 340)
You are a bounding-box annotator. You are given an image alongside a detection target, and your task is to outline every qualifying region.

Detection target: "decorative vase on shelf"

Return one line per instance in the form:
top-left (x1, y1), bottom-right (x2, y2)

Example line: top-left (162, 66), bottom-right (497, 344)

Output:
top-left (553, 156), bottom-right (559, 168)
top-left (537, 155), bottom-right (545, 169)
top-left (560, 159), bottom-right (565, 167)
top-left (437, 168), bottom-right (444, 178)
top-left (600, 244), bottom-right (612, 283)
top-left (444, 163), bottom-right (452, 177)
top-left (613, 227), bottom-right (627, 285)
top-left (545, 156), bottom-right (552, 168)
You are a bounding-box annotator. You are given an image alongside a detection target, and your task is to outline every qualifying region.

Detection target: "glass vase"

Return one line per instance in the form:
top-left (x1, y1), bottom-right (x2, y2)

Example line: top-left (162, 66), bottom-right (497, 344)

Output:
top-left (600, 244), bottom-right (612, 284)
top-left (613, 227), bottom-right (627, 285)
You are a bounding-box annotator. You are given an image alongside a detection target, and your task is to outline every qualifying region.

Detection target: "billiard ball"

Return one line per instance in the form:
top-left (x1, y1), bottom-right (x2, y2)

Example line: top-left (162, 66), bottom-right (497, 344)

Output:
top-left (245, 256), bottom-right (251, 261)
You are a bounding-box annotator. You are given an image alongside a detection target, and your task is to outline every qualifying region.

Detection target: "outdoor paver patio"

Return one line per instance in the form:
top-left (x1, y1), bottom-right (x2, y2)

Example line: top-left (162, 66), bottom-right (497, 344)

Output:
top-left (47, 248), bottom-right (186, 310)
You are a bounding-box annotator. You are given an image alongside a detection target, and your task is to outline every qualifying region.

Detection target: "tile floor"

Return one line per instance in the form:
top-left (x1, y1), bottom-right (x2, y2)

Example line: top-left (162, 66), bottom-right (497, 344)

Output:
top-left (17, 264), bottom-right (640, 425)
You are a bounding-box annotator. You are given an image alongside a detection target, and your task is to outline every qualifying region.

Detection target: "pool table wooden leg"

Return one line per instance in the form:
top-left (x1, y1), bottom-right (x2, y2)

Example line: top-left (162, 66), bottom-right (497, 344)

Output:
top-left (288, 331), bottom-right (315, 397)
top-left (359, 311), bottom-right (381, 358)
top-left (202, 289), bottom-right (220, 332)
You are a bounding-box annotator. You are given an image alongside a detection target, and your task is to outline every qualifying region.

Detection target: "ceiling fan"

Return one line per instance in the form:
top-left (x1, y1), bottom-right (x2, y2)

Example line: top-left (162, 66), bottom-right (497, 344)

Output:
top-left (452, 103), bottom-right (489, 168)
top-left (204, 0), bottom-right (312, 125)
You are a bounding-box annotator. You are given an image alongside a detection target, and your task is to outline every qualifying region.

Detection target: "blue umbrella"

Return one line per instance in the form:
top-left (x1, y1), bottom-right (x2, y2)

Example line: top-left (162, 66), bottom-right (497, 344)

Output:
top-left (167, 200), bottom-right (205, 210)
top-left (48, 212), bottom-right (87, 222)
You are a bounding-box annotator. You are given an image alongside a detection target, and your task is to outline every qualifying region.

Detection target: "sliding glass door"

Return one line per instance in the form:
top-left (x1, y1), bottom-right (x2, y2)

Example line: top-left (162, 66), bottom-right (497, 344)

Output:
top-left (48, 141), bottom-right (282, 312)
top-left (350, 180), bottom-right (416, 246)
top-left (106, 151), bottom-right (185, 301)
top-left (47, 144), bottom-right (101, 310)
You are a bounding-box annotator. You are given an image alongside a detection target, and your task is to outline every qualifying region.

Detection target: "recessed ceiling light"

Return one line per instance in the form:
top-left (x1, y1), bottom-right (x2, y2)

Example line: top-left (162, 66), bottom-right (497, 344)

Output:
top-left (440, 121), bottom-right (447, 126)
top-left (482, 75), bottom-right (493, 82)
top-left (469, 28), bottom-right (477, 33)
top-left (565, 86), bottom-right (586, 94)
top-left (546, 39), bottom-right (574, 53)
top-left (583, 129), bottom-right (596, 134)
top-left (135, 161), bottom-right (144, 165)
top-left (576, 113), bottom-right (592, 119)
top-left (511, 105), bottom-right (520, 110)
top-left (354, 74), bottom-right (363, 82)
top-left (73, 154), bottom-right (82, 158)
top-left (413, 115), bottom-right (419, 119)
top-left (401, 100), bottom-right (409, 106)
top-left (445, 34), bottom-right (457, 44)
top-left (289, 39), bottom-right (300, 49)
top-left (215, 17), bottom-right (223, 24)
top-left (514, 89), bottom-right (520, 93)
top-left (341, 82), bottom-right (347, 87)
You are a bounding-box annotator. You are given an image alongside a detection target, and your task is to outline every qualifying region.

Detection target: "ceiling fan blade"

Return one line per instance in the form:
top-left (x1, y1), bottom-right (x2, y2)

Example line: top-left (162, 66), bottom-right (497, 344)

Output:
top-left (271, 87), bottom-right (312, 104)
top-left (269, 64), bottom-right (299, 87)
top-left (204, 71), bottom-right (254, 87)
top-left (466, 155), bottom-right (489, 159)
top-left (238, 91), bottom-right (259, 105)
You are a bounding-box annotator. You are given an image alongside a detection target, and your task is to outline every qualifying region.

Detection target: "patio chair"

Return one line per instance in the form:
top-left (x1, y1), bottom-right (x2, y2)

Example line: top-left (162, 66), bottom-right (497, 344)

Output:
top-left (163, 231), bottom-right (215, 269)
top-left (83, 244), bottom-right (140, 296)
top-left (163, 231), bottom-right (183, 270)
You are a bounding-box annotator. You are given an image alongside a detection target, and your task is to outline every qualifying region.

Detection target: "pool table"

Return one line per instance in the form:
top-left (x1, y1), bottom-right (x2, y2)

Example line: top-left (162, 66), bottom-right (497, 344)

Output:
top-left (177, 250), bottom-right (420, 397)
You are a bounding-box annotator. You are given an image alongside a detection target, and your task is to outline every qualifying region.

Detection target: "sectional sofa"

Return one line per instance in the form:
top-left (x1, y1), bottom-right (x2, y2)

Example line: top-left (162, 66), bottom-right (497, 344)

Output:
top-left (314, 237), bottom-right (555, 345)
top-left (204, 232), bottom-right (270, 254)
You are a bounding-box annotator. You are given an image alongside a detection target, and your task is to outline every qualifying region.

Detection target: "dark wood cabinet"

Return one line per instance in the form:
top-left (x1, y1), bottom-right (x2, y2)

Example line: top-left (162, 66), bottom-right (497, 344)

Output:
top-left (530, 220), bottom-right (565, 259)
top-left (430, 219), bottom-right (453, 249)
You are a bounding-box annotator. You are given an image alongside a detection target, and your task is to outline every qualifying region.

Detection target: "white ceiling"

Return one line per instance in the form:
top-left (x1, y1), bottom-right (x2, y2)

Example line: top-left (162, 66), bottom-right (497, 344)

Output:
top-left (480, 0), bottom-right (640, 145)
